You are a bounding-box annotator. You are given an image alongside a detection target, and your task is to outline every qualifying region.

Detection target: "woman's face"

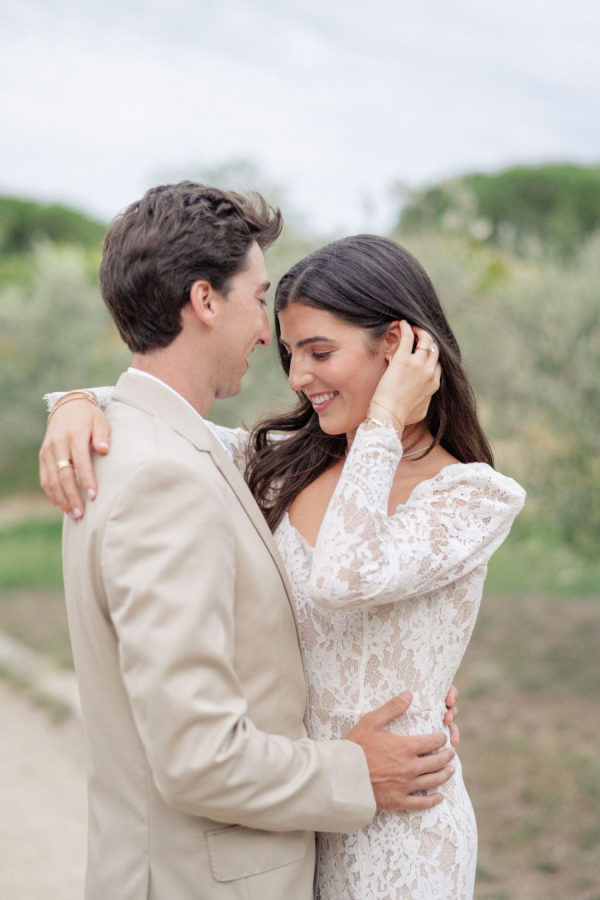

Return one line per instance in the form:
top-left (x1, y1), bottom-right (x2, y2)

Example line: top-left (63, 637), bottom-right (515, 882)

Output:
top-left (277, 302), bottom-right (388, 438)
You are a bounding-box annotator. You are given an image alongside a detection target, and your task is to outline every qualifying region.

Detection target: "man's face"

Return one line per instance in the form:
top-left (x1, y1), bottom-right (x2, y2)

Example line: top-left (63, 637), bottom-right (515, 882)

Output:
top-left (213, 241), bottom-right (271, 399)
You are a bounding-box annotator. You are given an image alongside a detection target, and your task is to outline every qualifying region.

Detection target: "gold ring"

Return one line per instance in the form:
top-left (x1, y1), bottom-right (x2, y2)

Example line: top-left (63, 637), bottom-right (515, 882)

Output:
top-left (56, 459), bottom-right (74, 471)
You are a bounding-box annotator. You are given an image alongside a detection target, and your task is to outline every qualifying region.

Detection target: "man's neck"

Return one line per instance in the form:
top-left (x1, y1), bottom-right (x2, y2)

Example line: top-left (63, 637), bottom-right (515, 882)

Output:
top-left (131, 349), bottom-right (215, 418)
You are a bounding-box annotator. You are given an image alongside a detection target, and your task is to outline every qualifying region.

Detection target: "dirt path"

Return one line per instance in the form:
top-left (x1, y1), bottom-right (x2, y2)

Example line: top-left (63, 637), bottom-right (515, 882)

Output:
top-left (0, 492), bottom-right (86, 895)
top-left (0, 681), bottom-right (87, 899)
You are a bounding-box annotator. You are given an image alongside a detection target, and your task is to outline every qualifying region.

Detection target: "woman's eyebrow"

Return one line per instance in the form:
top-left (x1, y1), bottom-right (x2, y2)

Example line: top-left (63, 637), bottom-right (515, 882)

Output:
top-left (279, 335), bottom-right (333, 349)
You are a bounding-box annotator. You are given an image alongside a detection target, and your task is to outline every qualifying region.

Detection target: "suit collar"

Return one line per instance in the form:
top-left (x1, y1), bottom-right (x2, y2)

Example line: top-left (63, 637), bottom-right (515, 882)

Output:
top-left (112, 372), bottom-right (299, 625)
top-left (114, 371), bottom-right (216, 452)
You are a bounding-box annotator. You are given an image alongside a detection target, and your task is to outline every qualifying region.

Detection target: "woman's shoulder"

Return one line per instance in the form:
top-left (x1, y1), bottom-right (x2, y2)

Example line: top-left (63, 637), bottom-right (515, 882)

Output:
top-left (420, 461), bottom-right (526, 507)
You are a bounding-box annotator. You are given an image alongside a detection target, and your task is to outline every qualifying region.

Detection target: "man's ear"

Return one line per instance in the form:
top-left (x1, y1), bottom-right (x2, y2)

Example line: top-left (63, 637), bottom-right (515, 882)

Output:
top-left (382, 321), bottom-right (403, 360)
top-left (188, 279), bottom-right (218, 327)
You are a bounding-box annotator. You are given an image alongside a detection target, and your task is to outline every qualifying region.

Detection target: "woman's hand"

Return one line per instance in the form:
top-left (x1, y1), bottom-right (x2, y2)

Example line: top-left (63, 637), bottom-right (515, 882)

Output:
top-left (370, 321), bottom-right (441, 434)
top-left (39, 399), bottom-right (111, 518)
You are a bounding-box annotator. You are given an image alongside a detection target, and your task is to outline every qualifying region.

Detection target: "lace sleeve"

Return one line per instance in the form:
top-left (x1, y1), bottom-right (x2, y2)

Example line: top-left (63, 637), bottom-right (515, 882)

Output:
top-left (43, 386), bottom-right (115, 412)
top-left (204, 423), bottom-right (251, 474)
top-left (310, 422), bottom-right (526, 610)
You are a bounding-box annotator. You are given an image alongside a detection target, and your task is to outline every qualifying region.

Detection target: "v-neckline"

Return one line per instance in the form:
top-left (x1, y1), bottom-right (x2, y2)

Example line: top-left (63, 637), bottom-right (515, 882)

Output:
top-left (282, 511), bottom-right (316, 551)
top-left (281, 463), bottom-right (484, 552)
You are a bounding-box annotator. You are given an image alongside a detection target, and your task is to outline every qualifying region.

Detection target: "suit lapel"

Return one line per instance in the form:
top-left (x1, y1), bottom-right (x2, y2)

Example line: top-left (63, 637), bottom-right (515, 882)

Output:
top-left (112, 372), bottom-right (299, 624)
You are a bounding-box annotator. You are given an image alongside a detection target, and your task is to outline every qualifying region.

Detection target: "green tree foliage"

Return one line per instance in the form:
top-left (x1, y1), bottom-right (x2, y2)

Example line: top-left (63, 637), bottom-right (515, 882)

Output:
top-left (394, 228), bottom-right (600, 558)
top-left (0, 196), bottom-right (106, 257)
top-left (0, 243), bottom-right (127, 492)
top-left (397, 163), bottom-right (600, 258)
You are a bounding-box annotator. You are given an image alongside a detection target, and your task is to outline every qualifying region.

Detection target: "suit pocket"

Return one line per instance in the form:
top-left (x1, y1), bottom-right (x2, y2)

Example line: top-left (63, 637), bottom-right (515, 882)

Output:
top-left (206, 825), bottom-right (309, 882)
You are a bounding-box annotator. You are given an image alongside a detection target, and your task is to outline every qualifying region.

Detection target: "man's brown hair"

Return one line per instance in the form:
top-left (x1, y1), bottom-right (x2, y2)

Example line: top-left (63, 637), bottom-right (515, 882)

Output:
top-left (99, 181), bottom-right (282, 352)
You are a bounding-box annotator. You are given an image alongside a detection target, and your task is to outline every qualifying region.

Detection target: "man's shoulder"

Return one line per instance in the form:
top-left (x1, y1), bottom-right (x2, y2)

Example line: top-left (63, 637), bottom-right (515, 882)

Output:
top-left (95, 402), bottom-right (221, 504)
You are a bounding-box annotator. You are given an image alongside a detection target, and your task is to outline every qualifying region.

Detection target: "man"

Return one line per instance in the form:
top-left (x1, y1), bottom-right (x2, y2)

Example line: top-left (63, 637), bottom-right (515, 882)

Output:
top-left (40, 182), bottom-right (456, 899)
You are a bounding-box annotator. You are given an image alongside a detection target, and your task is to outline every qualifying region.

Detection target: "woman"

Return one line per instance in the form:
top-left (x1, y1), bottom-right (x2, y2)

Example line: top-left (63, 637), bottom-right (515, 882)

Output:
top-left (41, 235), bottom-right (525, 898)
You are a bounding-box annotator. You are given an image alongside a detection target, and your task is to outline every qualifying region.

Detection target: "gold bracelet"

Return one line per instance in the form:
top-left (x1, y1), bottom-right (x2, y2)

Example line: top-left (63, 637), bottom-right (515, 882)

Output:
top-left (367, 400), bottom-right (404, 436)
top-left (47, 391), bottom-right (99, 425)
top-left (51, 390), bottom-right (99, 411)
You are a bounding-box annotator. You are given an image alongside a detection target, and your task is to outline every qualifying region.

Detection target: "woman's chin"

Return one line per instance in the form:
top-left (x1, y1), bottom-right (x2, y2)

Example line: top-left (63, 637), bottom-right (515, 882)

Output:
top-left (316, 415), bottom-right (343, 436)
top-left (319, 424), bottom-right (342, 436)
top-left (317, 414), bottom-right (362, 437)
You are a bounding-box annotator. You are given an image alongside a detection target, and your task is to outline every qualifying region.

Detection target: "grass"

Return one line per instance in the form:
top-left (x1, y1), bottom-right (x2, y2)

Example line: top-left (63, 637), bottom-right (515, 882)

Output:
top-left (485, 518), bottom-right (600, 595)
top-left (0, 518), bottom-right (63, 590)
top-left (0, 512), bottom-right (70, 664)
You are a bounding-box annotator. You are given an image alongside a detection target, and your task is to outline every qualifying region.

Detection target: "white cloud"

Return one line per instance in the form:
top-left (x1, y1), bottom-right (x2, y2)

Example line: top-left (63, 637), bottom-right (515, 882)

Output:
top-left (1, 0), bottom-right (598, 233)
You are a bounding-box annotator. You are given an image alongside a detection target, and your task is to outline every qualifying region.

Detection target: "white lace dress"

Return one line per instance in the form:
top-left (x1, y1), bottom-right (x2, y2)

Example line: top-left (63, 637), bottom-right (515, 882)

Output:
top-left (212, 419), bottom-right (525, 899)
top-left (46, 390), bottom-right (525, 899)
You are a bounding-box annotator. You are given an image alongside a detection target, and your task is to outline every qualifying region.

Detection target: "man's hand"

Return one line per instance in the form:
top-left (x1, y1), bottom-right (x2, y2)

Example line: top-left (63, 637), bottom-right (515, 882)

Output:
top-left (345, 692), bottom-right (455, 812)
top-left (444, 684), bottom-right (460, 747)
top-left (39, 398), bottom-right (111, 518)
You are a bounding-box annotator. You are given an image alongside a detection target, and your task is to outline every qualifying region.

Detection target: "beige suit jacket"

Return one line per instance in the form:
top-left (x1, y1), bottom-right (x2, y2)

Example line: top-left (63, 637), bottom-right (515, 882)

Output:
top-left (61, 372), bottom-right (374, 900)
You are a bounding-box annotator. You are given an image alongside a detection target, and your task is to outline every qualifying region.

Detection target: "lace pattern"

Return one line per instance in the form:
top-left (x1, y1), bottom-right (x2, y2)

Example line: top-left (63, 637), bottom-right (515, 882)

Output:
top-left (275, 423), bottom-right (525, 899)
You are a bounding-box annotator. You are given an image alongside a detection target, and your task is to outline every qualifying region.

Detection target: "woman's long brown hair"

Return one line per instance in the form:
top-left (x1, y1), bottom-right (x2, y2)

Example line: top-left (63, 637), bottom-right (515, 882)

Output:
top-left (246, 235), bottom-right (493, 531)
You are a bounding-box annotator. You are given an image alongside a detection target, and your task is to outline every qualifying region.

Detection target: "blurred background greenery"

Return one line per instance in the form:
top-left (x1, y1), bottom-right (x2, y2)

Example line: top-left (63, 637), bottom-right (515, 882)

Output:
top-left (1, 161), bottom-right (599, 898)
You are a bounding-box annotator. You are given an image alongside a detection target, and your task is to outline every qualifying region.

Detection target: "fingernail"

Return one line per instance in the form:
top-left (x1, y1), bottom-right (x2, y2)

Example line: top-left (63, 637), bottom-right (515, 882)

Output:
top-left (87, 488), bottom-right (96, 500)
top-left (399, 690), bottom-right (411, 701)
top-left (73, 507), bottom-right (82, 519)
top-left (99, 442), bottom-right (109, 450)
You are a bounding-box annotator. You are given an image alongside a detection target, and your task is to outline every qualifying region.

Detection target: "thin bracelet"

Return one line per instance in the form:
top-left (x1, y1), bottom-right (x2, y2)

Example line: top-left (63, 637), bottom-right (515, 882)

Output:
top-left (368, 399), bottom-right (404, 435)
top-left (365, 413), bottom-right (404, 439)
top-left (47, 391), bottom-right (99, 425)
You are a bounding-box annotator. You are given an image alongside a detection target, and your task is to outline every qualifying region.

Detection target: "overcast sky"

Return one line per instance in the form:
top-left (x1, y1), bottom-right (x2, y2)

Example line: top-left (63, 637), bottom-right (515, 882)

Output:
top-left (2, 0), bottom-right (599, 234)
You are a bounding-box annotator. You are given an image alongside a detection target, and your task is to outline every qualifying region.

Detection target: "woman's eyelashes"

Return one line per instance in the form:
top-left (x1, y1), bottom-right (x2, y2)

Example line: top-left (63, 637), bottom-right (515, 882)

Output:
top-left (284, 350), bottom-right (334, 362)
top-left (279, 341), bottom-right (335, 362)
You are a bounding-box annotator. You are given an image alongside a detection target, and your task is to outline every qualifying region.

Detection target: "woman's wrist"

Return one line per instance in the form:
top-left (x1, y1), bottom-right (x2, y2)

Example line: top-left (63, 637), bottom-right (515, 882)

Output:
top-left (47, 390), bottom-right (99, 424)
top-left (366, 399), bottom-right (404, 438)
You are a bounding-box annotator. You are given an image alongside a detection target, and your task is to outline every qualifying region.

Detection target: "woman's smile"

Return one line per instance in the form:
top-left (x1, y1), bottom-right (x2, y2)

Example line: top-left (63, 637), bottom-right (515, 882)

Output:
top-left (307, 391), bottom-right (339, 412)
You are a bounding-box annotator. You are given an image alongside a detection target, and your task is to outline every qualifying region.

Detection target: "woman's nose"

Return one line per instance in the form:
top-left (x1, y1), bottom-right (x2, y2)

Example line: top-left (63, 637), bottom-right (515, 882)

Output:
top-left (288, 358), bottom-right (312, 391)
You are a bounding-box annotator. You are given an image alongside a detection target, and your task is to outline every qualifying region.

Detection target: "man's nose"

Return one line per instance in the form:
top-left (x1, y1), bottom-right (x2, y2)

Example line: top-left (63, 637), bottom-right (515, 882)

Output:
top-left (256, 311), bottom-right (271, 346)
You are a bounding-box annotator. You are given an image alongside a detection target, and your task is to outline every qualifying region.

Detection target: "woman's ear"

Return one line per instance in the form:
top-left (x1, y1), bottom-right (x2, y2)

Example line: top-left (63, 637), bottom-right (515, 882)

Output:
top-left (382, 321), bottom-right (403, 360)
